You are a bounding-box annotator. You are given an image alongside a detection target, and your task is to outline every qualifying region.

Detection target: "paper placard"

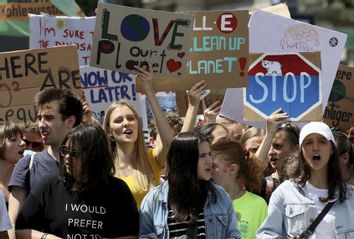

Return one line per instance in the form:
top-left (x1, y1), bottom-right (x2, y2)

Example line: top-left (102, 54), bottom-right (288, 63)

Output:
top-left (29, 14), bottom-right (95, 66)
top-left (80, 66), bottom-right (148, 132)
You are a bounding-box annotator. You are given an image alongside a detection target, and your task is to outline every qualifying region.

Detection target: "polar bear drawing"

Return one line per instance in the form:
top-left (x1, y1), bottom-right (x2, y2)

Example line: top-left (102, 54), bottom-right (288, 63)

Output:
top-left (261, 60), bottom-right (282, 76)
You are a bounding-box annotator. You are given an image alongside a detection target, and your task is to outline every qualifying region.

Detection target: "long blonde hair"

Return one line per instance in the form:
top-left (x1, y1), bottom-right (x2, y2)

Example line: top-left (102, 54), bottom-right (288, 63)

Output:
top-left (103, 100), bottom-right (154, 191)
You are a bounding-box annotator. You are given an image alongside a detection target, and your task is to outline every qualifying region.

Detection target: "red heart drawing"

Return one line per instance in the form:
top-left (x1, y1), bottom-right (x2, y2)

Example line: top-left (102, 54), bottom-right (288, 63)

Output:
top-left (177, 52), bottom-right (185, 58)
top-left (166, 59), bottom-right (182, 73)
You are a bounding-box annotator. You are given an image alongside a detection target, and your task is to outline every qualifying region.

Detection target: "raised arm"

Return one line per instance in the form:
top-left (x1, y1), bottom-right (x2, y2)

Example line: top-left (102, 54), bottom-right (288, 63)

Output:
top-left (181, 80), bottom-right (206, 133)
top-left (255, 108), bottom-right (289, 170)
top-left (134, 64), bottom-right (175, 166)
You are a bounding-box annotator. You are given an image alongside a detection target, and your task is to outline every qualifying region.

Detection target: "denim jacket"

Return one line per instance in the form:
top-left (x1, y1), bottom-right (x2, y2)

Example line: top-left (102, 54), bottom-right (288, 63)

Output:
top-left (139, 181), bottom-right (241, 239)
top-left (257, 180), bottom-right (354, 239)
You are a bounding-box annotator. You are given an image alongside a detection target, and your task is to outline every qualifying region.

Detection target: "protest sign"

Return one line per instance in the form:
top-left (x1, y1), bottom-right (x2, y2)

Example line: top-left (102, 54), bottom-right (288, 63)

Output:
top-left (180, 10), bottom-right (249, 90)
top-left (323, 64), bottom-right (354, 130)
top-left (221, 10), bottom-right (347, 127)
top-left (249, 11), bottom-right (346, 113)
top-left (80, 66), bottom-right (148, 131)
top-left (244, 52), bottom-right (322, 121)
top-left (0, 45), bottom-right (83, 128)
top-left (0, 2), bottom-right (69, 37)
top-left (90, 3), bottom-right (194, 79)
top-left (151, 10), bottom-right (249, 92)
top-left (29, 14), bottom-right (95, 66)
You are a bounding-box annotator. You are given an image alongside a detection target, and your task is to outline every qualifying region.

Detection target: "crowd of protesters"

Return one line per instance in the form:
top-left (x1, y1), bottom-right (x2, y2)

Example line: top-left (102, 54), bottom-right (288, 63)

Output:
top-left (0, 63), bottom-right (353, 239)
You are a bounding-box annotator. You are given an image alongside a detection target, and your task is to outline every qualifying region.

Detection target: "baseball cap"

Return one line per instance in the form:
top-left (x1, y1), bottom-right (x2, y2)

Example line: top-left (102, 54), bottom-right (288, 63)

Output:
top-left (299, 122), bottom-right (336, 146)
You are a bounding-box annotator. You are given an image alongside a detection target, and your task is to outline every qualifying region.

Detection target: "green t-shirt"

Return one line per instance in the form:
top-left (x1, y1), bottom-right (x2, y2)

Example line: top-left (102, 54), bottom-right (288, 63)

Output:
top-left (233, 191), bottom-right (268, 239)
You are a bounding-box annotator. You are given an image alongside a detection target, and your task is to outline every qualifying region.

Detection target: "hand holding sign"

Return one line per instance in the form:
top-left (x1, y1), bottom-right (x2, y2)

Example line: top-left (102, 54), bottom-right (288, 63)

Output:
top-left (134, 63), bottom-right (155, 95)
top-left (265, 108), bottom-right (289, 135)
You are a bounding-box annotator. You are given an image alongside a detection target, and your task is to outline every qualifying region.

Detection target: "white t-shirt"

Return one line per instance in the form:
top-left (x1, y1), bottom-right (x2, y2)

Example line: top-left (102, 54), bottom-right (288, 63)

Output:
top-left (303, 181), bottom-right (336, 239)
top-left (0, 191), bottom-right (11, 232)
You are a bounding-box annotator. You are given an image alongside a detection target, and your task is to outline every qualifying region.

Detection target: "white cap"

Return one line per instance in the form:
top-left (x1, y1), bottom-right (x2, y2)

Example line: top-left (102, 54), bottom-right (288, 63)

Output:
top-left (299, 122), bottom-right (336, 146)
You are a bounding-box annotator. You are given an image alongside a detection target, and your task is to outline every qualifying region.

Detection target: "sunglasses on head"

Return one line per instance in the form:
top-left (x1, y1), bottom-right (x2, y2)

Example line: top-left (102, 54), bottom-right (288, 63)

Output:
top-left (278, 122), bottom-right (299, 141)
top-left (59, 145), bottom-right (78, 158)
top-left (23, 139), bottom-right (44, 150)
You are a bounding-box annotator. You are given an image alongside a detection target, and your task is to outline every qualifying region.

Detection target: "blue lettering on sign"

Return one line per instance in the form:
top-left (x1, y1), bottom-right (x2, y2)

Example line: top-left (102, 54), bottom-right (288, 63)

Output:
top-left (189, 36), bottom-right (246, 52)
top-left (246, 72), bottom-right (319, 118)
top-left (81, 71), bottom-right (133, 88)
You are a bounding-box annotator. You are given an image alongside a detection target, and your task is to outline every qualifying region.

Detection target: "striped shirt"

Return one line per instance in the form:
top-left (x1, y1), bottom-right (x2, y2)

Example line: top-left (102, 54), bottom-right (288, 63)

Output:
top-left (167, 208), bottom-right (206, 239)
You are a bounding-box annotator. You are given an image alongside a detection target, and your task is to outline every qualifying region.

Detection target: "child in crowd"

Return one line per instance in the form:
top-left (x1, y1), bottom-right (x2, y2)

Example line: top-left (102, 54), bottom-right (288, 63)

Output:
top-left (212, 139), bottom-right (267, 239)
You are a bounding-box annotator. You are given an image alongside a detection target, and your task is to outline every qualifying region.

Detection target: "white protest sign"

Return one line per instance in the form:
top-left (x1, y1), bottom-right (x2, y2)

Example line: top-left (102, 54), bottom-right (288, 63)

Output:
top-left (221, 10), bottom-right (347, 127)
top-left (29, 14), bottom-right (95, 66)
top-left (80, 66), bottom-right (148, 132)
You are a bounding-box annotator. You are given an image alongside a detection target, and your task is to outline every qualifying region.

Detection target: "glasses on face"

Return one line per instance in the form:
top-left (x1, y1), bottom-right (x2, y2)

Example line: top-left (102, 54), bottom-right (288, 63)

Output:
top-left (279, 122), bottom-right (299, 141)
top-left (59, 145), bottom-right (78, 158)
top-left (23, 139), bottom-right (44, 150)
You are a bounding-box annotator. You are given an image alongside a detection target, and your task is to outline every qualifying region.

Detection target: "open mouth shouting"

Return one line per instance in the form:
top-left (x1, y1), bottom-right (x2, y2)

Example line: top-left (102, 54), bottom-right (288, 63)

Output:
top-left (312, 155), bottom-right (321, 161)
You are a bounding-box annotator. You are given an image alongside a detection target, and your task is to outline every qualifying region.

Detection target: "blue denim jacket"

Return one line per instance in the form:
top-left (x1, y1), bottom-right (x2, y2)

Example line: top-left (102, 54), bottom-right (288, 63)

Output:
top-left (139, 181), bottom-right (241, 239)
top-left (257, 180), bottom-right (354, 239)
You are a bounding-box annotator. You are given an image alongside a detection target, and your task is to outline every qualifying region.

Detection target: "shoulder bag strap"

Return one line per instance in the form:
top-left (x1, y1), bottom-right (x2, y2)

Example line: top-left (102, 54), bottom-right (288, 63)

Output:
top-left (299, 201), bottom-right (336, 239)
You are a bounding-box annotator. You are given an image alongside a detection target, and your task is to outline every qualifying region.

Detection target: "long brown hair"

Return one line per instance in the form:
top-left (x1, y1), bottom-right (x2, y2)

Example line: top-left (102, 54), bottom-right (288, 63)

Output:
top-left (167, 132), bottom-right (216, 223)
top-left (297, 141), bottom-right (347, 202)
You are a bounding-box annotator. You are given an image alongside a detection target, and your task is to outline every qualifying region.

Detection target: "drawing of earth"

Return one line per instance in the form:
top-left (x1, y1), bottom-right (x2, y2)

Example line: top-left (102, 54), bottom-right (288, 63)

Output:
top-left (121, 14), bottom-right (150, 42)
top-left (328, 80), bottom-right (346, 102)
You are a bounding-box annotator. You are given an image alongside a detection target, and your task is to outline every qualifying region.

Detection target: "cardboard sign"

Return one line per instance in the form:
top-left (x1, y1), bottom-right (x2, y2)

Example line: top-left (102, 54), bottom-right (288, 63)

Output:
top-left (0, 45), bottom-right (83, 128)
top-left (183, 10), bottom-right (249, 90)
top-left (152, 10), bottom-right (249, 92)
top-left (29, 14), bottom-right (95, 66)
top-left (90, 3), bottom-right (194, 78)
top-left (0, 2), bottom-right (63, 37)
top-left (244, 52), bottom-right (322, 121)
top-left (323, 64), bottom-right (354, 130)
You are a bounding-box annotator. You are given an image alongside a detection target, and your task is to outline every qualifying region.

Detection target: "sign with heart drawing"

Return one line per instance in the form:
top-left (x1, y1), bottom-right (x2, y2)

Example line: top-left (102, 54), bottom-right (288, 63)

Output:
top-left (90, 3), bottom-right (194, 82)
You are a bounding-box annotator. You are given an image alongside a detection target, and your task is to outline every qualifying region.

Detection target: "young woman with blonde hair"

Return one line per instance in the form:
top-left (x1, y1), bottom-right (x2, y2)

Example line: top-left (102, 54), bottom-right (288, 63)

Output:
top-left (103, 65), bottom-right (174, 207)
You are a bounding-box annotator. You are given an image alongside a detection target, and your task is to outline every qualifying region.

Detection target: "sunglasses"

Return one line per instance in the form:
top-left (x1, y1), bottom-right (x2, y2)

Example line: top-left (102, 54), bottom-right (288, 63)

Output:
top-left (59, 145), bottom-right (78, 158)
top-left (279, 122), bottom-right (299, 141)
top-left (23, 139), bottom-right (44, 150)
